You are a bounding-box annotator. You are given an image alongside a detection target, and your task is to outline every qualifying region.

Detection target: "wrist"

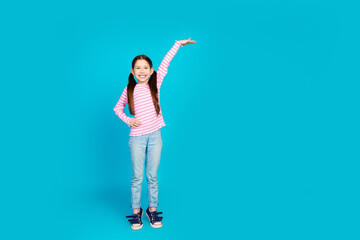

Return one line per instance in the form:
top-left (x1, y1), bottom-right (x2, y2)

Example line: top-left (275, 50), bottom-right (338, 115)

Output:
top-left (175, 40), bottom-right (183, 47)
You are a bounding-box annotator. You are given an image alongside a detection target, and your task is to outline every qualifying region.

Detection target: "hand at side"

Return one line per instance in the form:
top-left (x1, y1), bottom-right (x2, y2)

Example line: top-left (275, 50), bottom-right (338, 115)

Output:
top-left (129, 118), bottom-right (141, 127)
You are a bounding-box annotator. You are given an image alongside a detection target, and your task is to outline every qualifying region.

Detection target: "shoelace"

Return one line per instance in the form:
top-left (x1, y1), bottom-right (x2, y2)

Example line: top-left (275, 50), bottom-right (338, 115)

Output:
top-left (148, 211), bottom-right (163, 223)
top-left (126, 212), bottom-right (142, 224)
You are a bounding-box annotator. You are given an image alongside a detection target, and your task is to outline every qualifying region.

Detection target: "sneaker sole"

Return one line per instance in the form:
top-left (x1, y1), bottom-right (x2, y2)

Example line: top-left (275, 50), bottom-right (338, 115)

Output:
top-left (146, 211), bottom-right (163, 229)
top-left (131, 223), bottom-right (143, 230)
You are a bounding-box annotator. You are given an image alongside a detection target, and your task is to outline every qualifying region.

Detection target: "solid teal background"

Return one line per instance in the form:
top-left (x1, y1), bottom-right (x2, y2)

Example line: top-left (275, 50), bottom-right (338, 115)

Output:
top-left (1, 0), bottom-right (359, 239)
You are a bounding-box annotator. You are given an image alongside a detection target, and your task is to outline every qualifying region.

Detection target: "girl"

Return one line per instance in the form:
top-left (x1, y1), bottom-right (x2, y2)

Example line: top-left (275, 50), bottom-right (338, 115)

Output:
top-left (114, 38), bottom-right (196, 230)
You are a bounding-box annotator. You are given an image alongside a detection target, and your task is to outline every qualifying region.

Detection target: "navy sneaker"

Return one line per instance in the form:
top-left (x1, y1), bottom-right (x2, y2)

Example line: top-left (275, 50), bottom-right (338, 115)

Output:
top-left (126, 208), bottom-right (143, 230)
top-left (145, 207), bottom-right (163, 228)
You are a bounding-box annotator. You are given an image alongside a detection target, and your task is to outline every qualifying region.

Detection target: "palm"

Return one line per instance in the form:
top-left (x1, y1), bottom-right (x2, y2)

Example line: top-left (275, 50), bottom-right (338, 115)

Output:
top-left (178, 38), bottom-right (196, 46)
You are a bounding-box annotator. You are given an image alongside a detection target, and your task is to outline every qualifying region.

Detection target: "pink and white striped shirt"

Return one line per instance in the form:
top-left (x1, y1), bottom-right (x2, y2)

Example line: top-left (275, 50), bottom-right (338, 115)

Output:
top-left (114, 41), bottom-right (182, 136)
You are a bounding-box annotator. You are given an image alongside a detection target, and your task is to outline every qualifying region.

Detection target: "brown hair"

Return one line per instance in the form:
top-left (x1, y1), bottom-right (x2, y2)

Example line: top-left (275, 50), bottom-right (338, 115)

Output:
top-left (127, 55), bottom-right (161, 116)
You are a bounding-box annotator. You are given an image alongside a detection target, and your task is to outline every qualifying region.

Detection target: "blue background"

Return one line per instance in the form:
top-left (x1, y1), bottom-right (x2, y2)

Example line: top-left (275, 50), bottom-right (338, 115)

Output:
top-left (1, 0), bottom-right (359, 239)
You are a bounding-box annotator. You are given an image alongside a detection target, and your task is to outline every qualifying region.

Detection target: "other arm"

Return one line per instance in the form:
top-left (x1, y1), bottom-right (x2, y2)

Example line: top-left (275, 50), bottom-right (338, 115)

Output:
top-left (156, 40), bottom-right (182, 89)
top-left (113, 87), bottom-right (132, 126)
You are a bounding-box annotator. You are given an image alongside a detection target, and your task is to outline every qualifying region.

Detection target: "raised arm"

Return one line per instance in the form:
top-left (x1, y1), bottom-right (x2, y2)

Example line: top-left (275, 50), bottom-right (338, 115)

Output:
top-left (156, 40), bottom-right (182, 89)
top-left (114, 86), bottom-right (131, 126)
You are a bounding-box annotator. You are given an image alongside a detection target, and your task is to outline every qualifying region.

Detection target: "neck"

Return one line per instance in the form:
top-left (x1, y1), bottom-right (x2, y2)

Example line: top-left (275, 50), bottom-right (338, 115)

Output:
top-left (137, 81), bottom-right (148, 85)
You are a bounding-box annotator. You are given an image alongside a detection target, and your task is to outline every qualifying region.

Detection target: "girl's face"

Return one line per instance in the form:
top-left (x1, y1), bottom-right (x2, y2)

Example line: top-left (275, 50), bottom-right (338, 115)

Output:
top-left (131, 59), bottom-right (154, 85)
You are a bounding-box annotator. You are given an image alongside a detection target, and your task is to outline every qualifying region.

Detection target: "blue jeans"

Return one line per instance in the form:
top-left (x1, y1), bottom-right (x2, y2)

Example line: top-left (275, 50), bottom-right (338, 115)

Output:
top-left (128, 128), bottom-right (162, 209)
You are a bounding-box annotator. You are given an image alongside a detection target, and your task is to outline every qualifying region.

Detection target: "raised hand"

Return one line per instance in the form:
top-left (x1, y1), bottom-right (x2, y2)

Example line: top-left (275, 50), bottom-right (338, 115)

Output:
top-left (177, 38), bottom-right (196, 46)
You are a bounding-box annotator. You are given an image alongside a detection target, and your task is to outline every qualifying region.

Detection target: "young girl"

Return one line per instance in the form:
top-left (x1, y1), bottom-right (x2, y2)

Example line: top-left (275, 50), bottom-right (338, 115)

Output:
top-left (114, 38), bottom-right (196, 230)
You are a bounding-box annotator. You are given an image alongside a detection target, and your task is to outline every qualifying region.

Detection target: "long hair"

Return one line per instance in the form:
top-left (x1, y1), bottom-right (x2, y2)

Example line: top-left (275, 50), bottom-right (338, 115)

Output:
top-left (127, 55), bottom-right (161, 116)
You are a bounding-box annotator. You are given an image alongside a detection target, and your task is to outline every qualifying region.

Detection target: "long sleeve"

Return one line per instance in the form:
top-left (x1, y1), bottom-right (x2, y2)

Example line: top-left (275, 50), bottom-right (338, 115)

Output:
top-left (157, 40), bottom-right (182, 89)
top-left (114, 86), bottom-right (132, 126)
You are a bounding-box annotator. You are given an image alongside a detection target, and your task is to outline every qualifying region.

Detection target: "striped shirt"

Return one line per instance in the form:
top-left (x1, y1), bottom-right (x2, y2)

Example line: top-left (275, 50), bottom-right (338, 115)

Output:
top-left (114, 40), bottom-right (182, 136)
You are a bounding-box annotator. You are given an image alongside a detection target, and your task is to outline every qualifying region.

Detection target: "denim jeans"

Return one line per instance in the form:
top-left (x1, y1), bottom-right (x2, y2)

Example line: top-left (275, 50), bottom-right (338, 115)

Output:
top-left (128, 128), bottom-right (162, 209)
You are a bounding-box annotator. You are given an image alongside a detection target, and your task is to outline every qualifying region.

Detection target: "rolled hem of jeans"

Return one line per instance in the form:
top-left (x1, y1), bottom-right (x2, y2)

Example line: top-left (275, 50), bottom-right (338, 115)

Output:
top-left (149, 202), bottom-right (158, 208)
top-left (132, 205), bottom-right (141, 209)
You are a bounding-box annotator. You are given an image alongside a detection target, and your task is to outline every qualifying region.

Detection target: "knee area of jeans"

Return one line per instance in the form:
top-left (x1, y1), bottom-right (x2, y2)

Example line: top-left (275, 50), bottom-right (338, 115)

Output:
top-left (131, 175), bottom-right (144, 182)
top-left (146, 175), bottom-right (158, 182)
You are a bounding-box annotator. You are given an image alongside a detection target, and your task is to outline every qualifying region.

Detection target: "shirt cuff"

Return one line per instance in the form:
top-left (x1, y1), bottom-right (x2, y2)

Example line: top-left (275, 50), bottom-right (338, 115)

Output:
top-left (125, 117), bottom-right (132, 126)
top-left (175, 40), bottom-right (183, 47)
